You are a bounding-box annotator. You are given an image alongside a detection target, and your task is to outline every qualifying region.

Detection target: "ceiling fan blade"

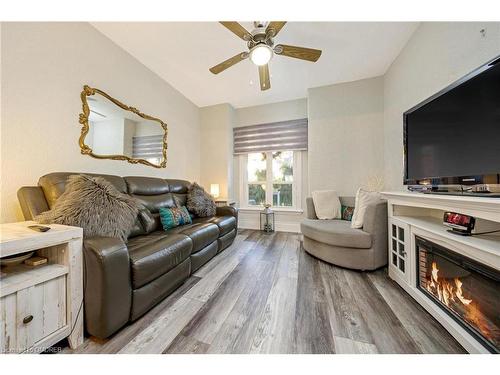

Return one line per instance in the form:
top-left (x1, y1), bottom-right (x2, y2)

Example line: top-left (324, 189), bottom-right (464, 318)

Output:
top-left (219, 22), bottom-right (253, 41)
top-left (258, 64), bottom-right (271, 91)
top-left (274, 44), bottom-right (322, 62)
top-left (266, 21), bottom-right (287, 37)
top-left (209, 52), bottom-right (248, 74)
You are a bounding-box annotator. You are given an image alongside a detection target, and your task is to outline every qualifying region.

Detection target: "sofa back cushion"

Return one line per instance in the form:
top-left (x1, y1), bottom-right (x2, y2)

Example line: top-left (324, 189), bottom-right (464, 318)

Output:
top-left (124, 176), bottom-right (191, 232)
top-left (39, 172), bottom-right (127, 209)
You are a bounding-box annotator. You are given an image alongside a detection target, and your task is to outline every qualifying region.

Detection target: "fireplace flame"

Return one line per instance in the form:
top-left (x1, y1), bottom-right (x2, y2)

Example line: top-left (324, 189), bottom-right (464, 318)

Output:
top-left (425, 261), bottom-right (491, 340)
top-left (427, 262), bottom-right (473, 308)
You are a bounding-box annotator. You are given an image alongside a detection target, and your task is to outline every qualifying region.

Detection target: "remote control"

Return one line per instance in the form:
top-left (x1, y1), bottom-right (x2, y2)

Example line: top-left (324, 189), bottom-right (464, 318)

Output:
top-left (28, 225), bottom-right (51, 232)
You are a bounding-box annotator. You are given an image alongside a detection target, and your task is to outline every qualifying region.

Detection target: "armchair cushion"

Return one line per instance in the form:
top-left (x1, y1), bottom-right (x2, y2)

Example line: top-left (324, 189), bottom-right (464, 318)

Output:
top-left (301, 219), bottom-right (372, 249)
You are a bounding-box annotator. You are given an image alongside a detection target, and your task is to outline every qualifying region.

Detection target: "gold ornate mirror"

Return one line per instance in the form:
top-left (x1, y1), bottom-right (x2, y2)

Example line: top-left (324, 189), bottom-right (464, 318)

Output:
top-left (79, 85), bottom-right (168, 168)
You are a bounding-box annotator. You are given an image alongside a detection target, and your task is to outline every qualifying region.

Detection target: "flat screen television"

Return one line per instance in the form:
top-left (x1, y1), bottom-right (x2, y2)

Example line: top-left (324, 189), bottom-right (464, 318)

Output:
top-left (404, 55), bottom-right (500, 187)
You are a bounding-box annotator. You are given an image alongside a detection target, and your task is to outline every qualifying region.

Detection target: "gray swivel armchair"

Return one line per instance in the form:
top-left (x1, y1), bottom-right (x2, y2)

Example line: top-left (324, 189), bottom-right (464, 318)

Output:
top-left (301, 196), bottom-right (388, 271)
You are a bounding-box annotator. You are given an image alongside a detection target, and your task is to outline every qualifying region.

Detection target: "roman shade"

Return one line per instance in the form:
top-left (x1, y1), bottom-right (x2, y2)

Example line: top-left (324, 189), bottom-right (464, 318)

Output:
top-left (233, 118), bottom-right (308, 155)
top-left (132, 135), bottom-right (163, 159)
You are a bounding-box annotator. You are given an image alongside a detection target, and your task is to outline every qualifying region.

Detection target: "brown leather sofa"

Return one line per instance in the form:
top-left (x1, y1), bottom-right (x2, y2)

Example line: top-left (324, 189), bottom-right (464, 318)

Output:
top-left (17, 172), bottom-right (238, 339)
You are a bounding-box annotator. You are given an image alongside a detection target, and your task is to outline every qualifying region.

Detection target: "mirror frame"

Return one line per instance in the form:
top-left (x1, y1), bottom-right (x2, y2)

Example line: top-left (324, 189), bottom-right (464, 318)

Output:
top-left (79, 85), bottom-right (168, 168)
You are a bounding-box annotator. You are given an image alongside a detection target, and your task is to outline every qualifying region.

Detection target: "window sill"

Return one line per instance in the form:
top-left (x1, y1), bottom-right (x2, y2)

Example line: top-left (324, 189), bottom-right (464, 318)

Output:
top-left (238, 207), bottom-right (304, 214)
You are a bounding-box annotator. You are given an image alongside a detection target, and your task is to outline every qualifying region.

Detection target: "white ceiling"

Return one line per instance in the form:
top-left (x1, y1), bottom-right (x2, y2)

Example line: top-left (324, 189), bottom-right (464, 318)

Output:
top-left (92, 22), bottom-right (419, 108)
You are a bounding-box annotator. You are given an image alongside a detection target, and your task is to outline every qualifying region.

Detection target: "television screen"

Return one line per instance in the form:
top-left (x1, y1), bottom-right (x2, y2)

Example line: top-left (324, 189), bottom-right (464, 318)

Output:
top-left (404, 58), bottom-right (500, 184)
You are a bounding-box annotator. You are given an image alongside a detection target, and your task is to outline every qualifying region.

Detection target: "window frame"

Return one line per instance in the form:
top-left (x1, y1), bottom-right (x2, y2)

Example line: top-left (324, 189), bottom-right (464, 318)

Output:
top-left (239, 150), bottom-right (302, 211)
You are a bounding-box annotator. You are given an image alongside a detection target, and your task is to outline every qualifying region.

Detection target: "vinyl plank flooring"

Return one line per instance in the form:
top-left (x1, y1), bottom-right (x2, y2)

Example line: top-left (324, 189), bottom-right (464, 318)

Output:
top-left (171, 232), bottom-right (284, 351)
top-left (164, 335), bottom-right (210, 354)
top-left (294, 248), bottom-right (336, 354)
top-left (205, 261), bottom-right (276, 354)
top-left (367, 269), bottom-right (467, 354)
top-left (341, 270), bottom-right (422, 353)
top-left (119, 296), bottom-right (204, 354)
top-left (333, 336), bottom-right (379, 354)
top-left (58, 231), bottom-right (465, 354)
top-left (318, 261), bottom-right (374, 344)
top-left (250, 234), bottom-right (299, 353)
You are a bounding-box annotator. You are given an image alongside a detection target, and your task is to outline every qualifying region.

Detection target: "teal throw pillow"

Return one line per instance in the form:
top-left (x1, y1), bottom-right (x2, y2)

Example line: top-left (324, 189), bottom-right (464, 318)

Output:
top-left (159, 206), bottom-right (192, 230)
top-left (341, 205), bottom-right (355, 221)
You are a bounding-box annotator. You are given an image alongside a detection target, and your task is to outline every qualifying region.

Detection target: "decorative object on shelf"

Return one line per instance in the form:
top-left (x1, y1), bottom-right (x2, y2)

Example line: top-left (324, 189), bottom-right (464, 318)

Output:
top-left (260, 204), bottom-right (275, 233)
top-left (210, 184), bottom-right (220, 199)
top-left (24, 256), bottom-right (48, 267)
top-left (79, 85), bottom-right (168, 168)
top-left (0, 251), bottom-right (35, 267)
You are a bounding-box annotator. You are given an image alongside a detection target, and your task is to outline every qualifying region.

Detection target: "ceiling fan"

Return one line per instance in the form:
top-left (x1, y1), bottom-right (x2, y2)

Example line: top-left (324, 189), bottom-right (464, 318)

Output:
top-left (209, 21), bottom-right (322, 91)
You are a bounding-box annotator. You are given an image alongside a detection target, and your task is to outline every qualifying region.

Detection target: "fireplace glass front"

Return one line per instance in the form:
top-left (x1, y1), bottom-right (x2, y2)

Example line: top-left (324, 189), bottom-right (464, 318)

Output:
top-left (416, 236), bottom-right (499, 353)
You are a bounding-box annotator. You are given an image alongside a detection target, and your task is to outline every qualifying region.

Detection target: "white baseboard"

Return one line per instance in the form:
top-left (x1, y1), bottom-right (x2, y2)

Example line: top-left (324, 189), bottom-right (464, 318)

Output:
top-left (238, 219), bottom-right (300, 233)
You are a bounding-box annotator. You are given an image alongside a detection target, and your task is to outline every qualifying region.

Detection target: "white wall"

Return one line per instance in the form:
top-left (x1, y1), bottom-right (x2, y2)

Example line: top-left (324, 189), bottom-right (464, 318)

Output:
top-left (308, 76), bottom-right (385, 196)
top-left (384, 22), bottom-right (500, 191)
top-left (199, 103), bottom-right (235, 200)
top-left (235, 98), bottom-right (308, 127)
top-left (1, 22), bottom-right (201, 223)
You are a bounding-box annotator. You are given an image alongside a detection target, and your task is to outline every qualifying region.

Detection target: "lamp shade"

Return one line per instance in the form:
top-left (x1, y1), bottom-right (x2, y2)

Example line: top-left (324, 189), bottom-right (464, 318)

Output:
top-left (210, 184), bottom-right (220, 198)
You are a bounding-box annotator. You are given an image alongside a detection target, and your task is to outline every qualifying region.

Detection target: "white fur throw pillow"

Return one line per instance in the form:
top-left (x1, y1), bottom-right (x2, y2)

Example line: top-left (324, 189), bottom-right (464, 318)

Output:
top-left (35, 174), bottom-right (140, 241)
top-left (312, 190), bottom-right (341, 220)
top-left (351, 188), bottom-right (381, 229)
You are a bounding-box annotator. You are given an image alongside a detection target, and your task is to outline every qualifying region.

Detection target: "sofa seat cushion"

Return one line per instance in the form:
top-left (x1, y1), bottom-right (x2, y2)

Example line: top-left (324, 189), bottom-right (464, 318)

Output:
top-left (128, 233), bottom-right (192, 289)
top-left (166, 223), bottom-right (219, 253)
top-left (301, 219), bottom-right (372, 249)
top-left (193, 216), bottom-right (236, 236)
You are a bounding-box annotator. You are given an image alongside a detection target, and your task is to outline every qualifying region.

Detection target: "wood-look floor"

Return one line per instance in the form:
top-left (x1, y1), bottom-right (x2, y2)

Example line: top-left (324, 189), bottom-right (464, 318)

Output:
top-left (62, 230), bottom-right (466, 354)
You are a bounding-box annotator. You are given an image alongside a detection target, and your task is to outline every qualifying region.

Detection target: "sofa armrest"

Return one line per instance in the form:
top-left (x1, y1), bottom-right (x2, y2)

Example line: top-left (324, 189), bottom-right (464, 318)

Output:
top-left (17, 186), bottom-right (50, 220)
top-left (216, 205), bottom-right (237, 218)
top-left (83, 236), bottom-right (132, 339)
top-left (362, 201), bottom-right (388, 239)
top-left (216, 205), bottom-right (238, 229)
top-left (305, 197), bottom-right (318, 219)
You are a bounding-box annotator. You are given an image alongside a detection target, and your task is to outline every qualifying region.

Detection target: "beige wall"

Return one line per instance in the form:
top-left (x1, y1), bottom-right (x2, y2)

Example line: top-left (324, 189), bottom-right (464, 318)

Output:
top-left (308, 76), bottom-right (385, 196)
top-left (1, 22), bottom-right (201, 223)
top-left (235, 98), bottom-right (307, 127)
top-left (199, 103), bottom-right (234, 200)
top-left (384, 22), bottom-right (500, 191)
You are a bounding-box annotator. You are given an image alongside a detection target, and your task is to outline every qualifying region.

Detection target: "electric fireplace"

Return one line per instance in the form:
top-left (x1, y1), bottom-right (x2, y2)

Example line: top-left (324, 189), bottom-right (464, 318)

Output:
top-left (416, 236), bottom-right (500, 353)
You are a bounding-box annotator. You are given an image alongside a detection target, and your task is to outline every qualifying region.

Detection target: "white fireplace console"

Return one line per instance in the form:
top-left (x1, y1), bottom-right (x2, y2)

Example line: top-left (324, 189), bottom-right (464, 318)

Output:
top-left (381, 191), bottom-right (500, 354)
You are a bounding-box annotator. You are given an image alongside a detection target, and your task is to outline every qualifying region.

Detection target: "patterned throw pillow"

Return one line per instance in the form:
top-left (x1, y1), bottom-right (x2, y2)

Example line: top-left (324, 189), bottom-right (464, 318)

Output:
top-left (341, 205), bottom-right (355, 221)
top-left (159, 206), bottom-right (192, 230)
top-left (186, 182), bottom-right (216, 217)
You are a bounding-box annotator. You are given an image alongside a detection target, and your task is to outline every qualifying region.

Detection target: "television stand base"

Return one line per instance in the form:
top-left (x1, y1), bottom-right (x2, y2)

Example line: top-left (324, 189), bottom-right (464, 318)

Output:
top-left (421, 190), bottom-right (500, 198)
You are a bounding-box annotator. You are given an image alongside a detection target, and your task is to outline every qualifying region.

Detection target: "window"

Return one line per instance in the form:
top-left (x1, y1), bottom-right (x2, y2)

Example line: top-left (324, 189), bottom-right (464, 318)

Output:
top-left (241, 150), bottom-right (301, 210)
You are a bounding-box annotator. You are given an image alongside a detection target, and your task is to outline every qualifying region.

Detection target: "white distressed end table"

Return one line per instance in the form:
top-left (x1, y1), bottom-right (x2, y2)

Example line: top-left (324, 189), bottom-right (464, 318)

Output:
top-left (0, 221), bottom-right (84, 353)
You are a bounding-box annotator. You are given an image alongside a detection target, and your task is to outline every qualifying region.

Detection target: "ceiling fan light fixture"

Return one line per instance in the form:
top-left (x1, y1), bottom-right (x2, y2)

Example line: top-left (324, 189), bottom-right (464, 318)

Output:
top-left (249, 44), bottom-right (273, 66)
